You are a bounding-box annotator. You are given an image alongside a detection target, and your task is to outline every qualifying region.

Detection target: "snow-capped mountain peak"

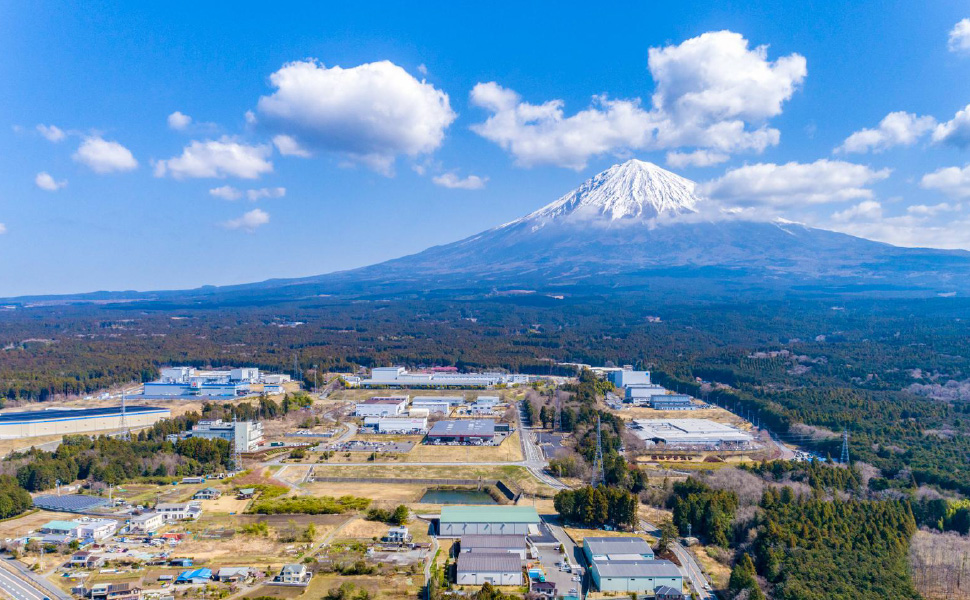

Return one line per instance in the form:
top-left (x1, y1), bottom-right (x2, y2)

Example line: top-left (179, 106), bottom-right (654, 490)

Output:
top-left (513, 159), bottom-right (700, 229)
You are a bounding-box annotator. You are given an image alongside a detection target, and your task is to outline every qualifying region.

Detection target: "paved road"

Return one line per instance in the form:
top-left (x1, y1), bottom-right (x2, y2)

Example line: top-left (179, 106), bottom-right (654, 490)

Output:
top-left (638, 520), bottom-right (714, 600)
top-left (517, 400), bottom-right (568, 490)
top-left (0, 558), bottom-right (71, 600)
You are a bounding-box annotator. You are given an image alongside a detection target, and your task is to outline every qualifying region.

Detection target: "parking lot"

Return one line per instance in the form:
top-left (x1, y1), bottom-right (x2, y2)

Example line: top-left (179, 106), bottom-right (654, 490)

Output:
top-left (326, 440), bottom-right (415, 453)
top-left (532, 544), bottom-right (583, 599)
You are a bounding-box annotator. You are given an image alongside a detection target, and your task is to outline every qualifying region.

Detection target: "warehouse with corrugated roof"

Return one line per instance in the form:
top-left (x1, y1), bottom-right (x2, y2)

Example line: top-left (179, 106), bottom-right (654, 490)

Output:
top-left (439, 505), bottom-right (540, 536)
top-left (0, 406), bottom-right (170, 439)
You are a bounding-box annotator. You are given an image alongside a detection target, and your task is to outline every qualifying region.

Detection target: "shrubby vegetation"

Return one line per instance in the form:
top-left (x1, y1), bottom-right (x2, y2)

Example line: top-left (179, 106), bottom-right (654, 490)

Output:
top-left (9, 434), bottom-right (231, 491)
top-left (365, 504), bottom-right (409, 525)
top-left (554, 485), bottom-right (638, 529)
top-left (669, 479), bottom-right (738, 547)
top-left (247, 494), bottom-right (370, 515)
top-left (0, 475), bottom-right (32, 519)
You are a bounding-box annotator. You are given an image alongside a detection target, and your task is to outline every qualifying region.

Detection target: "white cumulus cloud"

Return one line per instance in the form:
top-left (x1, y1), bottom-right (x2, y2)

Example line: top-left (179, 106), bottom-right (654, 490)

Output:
top-left (35, 172), bottom-right (67, 191)
top-left (0, 223), bottom-right (6, 234)
top-left (247, 187), bottom-right (286, 201)
top-left (167, 111), bottom-right (192, 130)
top-left (470, 30), bottom-right (805, 169)
top-left (837, 111), bottom-right (937, 154)
top-left (272, 134), bottom-right (312, 157)
top-left (432, 172), bottom-right (487, 190)
top-left (921, 164), bottom-right (970, 198)
top-left (831, 200), bottom-right (883, 222)
top-left (209, 185), bottom-right (243, 200)
top-left (72, 136), bottom-right (138, 174)
top-left (932, 104), bottom-right (970, 148)
top-left (154, 137), bottom-right (273, 179)
top-left (36, 124), bottom-right (66, 142)
top-left (257, 59), bottom-right (455, 172)
top-left (698, 159), bottom-right (891, 207)
top-left (223, 208), bottom-right (270, 232)
top-left (949, 18), bottom-right (970, 54)
top-left (907, 202), bottom-right (962, 216)
top-left (665, 150), bottom-right (730, 168)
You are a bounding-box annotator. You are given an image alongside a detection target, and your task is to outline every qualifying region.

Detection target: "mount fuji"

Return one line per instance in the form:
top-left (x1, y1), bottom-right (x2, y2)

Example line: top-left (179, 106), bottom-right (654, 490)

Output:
top-left (11, 159), bottom-right (970, 304)
top-left (307, 159), bottom-right (970, 298)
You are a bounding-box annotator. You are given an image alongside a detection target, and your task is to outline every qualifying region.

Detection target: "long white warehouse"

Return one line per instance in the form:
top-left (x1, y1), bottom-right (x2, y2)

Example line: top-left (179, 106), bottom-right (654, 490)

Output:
top-left (0, 406), bottom-right (171, 439)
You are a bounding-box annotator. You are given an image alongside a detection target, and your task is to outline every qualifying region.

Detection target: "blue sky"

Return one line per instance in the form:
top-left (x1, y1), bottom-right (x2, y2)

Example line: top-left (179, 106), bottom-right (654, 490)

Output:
top-left (2, 1), bottom-right (970, 295)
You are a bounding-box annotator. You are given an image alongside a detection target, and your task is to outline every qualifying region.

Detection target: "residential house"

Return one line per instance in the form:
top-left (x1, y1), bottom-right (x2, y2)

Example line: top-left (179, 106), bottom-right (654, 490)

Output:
top-left (277, 563), bottom-right (311, 585)
top-left (655, 585), bottom-right (686, 600)
top-left (69, 551), bottom-right (105, 569)
top-left (385, 526), bottom-right (410, 543)
top-left (530, 581), bottom-right (557, 597)
top-left (175, 568), bottom-right (213, 584)
top-left (89, 582), bottom-right (141, 600)
top-left (156, 502), bottom-right (202, 521)
top-left (77, 519), bottom-right (118, 540)
top-left (237, 488), bottom-right (256, 499)
top-left (193, 487), bottom-right (221, 500)
top-left (216, 567), bottom-right (253, 583)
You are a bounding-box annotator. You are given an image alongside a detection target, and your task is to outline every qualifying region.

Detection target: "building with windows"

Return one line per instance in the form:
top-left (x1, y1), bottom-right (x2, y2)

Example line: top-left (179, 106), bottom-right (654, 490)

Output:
top-left (362, 367), bottom-right (529, 388)
top-left (354, 396), bottom-right (409, 417)
top-left (625, 384), bottom-right (667, 404)
top-left (649, 395), bottom-right (695, 411)
top-left (411, 398), bottom-right (459, 414)
top-left (589, 560), bottom-right (682, 594)
top-left (362, 416), bottom-right (428, 433)
top-left (129, 512), bottom-right (165, 534)
top-left (77, 519), bottom-right (118, 540)
top-left (156, 503), bottom-right (202, 521)
top-left (439, 506), bottom-right (540, 537)
top-left (187, 419), bottom-right (263, 451)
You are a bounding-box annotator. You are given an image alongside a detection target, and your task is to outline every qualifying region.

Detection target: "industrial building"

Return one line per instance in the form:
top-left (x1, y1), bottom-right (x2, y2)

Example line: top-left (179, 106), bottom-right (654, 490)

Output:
top-left (411, 397), bottom-right (461, 414)
top-left (649, 395), bottom-right (695, 411)
top-left (362, 416), bottom-right (428, 433)
top-left (362, 366), bottom-right (530, 388)
top-left (625, 384), bottom-right (667, 404)
top-left (460, 535), bottom-right (529, 560)
top-left (583, 537), bottom-right (655, 562)
top-left (630, 419), bottom-right (754, 448)
top-left (354, 396), bottom-right (409, 417)
top-left (583, 536), bottom-right (681, 594)
top-left (456, 553), bottom-right (523, 586)
top-left (590, 560), bottom-right (682, 594)
top-left (187, 419), bottom-right (263, 451)
top-left (610, 369), bottom-right (651, 388)
top-left (0, 405), bottom-right (171, 440)
top-left (427, 420), bottom-right (496, 445)
top-left (439, 506), bottom-right (541, 537)
top-left (143, 366), bottom-right (289, 398)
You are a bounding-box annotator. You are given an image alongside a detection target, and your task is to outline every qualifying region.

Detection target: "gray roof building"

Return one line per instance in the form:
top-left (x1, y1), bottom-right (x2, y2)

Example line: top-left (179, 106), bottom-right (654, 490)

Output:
top-left (593, 560), bottom-right (681, 578)
top-left (457, 552), bottom-right (522, 573)
top-left (461, 534), bottom-right (527, 551)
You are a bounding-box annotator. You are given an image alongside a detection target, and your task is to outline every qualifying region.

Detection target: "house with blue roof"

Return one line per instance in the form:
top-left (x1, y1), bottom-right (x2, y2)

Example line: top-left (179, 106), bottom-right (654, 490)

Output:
top-left (176, 568), bottom-right (212, 584)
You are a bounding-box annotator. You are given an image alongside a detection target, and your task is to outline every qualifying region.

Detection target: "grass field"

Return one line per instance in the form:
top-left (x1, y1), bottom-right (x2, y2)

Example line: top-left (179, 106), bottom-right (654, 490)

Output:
top-left (307, 464), bottom-right (556, 496)
top-left (563, 526), bottom-right (655, 544)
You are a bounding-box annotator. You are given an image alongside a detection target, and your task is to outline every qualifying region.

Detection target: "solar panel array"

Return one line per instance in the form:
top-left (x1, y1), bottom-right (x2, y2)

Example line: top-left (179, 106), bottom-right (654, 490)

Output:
top-left (33, 494), bottom-right (109, 513)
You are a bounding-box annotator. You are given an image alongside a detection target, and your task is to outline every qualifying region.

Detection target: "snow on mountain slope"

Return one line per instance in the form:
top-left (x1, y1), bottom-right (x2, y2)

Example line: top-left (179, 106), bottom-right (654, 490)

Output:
top-left (508, 159), bottom-right (699, 230)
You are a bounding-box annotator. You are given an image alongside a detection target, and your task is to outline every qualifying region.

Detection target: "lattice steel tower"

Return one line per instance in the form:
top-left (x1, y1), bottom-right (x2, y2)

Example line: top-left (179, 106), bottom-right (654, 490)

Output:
top-left (591, 415), bottom-right (606, 487)
top-left (118, 389), bottom-right (131, 442)
top-left (840, 428), bottom-right (850, 464)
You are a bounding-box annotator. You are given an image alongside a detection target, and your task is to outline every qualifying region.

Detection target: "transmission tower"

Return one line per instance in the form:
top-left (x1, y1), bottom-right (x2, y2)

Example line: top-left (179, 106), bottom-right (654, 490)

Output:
top-left (118, 389), bottom-right (131, 441)
top-left (591, 416), bottom-right (606, 487)
top-left (840, 428), bottom-right (850, 464)
top-left (231, 414), bottom-right (243, 472)
top-left (554, 393), bottom-right (562, 432)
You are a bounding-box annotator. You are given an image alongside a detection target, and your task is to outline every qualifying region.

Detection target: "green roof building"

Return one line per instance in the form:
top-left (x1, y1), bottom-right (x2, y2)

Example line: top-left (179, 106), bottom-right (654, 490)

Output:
top-left (439, 505), bottom-right (540, 536)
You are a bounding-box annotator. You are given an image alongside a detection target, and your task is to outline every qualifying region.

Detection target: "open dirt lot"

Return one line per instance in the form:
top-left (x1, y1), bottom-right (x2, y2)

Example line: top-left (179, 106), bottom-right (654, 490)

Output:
top-left (609, 405), bottom-right (750, 427)
top-left (0, 510), bottom-right (76, 538)
top-left (563, 526), bottom-right (655, 544)
top-left (303, 481), bottom-right (427, 505)
top-left (307, 464), bottom-right (557, 496)
top-left (406, 431), bottom-right (523, 462)
top-left (201, 494), bottom-right (251, 513)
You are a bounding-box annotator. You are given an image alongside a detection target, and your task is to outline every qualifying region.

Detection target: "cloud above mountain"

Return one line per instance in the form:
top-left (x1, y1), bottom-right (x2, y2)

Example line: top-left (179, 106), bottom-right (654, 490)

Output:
top-left (470, 30), bottom-right (805, 170)
top-left (256, 60), bottom-right (455, 173)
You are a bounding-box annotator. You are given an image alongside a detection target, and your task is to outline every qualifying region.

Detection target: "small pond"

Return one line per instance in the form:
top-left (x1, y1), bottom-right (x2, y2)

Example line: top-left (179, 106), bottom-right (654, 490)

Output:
top-left (419, 488), bottom-right (498, 504)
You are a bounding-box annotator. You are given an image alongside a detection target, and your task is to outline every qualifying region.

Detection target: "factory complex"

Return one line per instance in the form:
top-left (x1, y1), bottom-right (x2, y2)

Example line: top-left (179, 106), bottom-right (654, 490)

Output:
top-left (583, 537), bottom-right (683, 594)
top-left (142, 366), bottom-right (291, 399)
top-left (362, 366), bottom-right (532, 388)
top-left (0, 405), bottom-right (171, 440)
top-left (630, 418), bottom-right (754, 448)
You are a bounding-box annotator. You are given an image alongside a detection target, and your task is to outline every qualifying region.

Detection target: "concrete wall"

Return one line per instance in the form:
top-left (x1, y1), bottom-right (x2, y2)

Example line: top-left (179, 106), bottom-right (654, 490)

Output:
top-left (457, 571), bottom-right (522, 586)
top-left (0, 409), bottom-right (171, 439)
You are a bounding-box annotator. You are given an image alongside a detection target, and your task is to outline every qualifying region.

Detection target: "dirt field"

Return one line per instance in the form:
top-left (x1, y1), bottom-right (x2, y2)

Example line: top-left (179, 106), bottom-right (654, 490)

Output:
top-left (307, 464), bottom-right (557, 496)
top-left (202, 494), bottom-right (251, 513)
top-left (0, 510), bottom-right (77, 538)
top-left (610, 405), bottom-right (750, 427)
top-left (405, 431), bottom-right (523, 462)
top-left (563, 526), bottom-right (654, 544)
top-left (303, 481), bottom-right (427, 504)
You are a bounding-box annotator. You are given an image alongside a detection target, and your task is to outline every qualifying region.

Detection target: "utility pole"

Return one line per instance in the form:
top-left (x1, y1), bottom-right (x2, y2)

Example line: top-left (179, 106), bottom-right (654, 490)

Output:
top-left (232, 415), bottom-right (243, 473)
top-left (591, 416), bottom-right (605, 488)
top-left (555, 392), bottom-right (562, 432)
top-left (841, 428), bottom-right (850, 464)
